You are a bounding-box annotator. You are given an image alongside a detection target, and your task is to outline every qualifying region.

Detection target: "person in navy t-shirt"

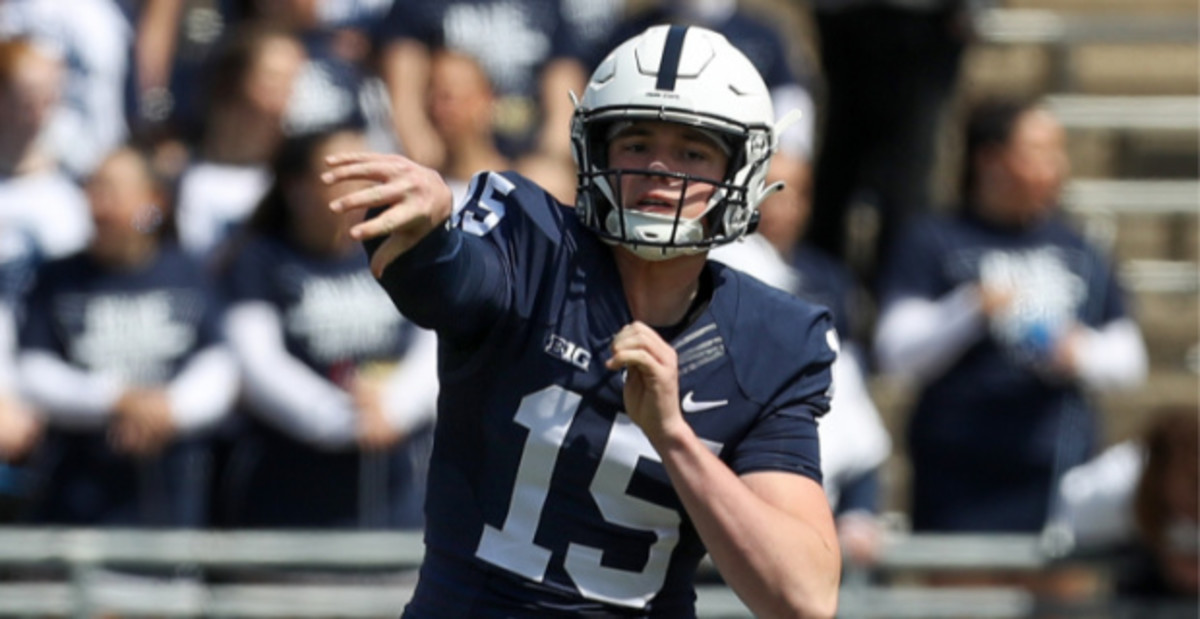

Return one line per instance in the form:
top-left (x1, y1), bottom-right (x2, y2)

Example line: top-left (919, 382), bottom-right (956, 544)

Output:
top-left (373, 0), bottom-right (588, 166)
top-left (18, 147), bottom-right (238, 527)
top-left (325, 25), bottom-right (841, 617)
top-left (874, 98), bottom-right (1148, 533)
top-left (219, 127), bottom-right (438, 529)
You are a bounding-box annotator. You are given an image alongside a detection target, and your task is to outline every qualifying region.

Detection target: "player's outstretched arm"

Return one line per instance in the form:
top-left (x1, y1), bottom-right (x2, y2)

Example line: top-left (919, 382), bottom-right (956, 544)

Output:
top-left (608, 322), bottom-right (841, 618)
top-left (323, 152), bottom-right (454, 277)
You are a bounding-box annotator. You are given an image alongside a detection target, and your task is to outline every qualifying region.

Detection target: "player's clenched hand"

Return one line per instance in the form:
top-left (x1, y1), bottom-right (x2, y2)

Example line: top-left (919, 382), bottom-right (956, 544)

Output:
top-left (605, 322), bottom-right (689, 447)
top-left (323, 152), bottom-right (454, 277)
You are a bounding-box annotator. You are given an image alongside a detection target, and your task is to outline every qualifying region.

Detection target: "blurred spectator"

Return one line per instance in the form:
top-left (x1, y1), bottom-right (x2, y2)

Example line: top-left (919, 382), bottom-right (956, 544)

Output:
top-left (0, 0), bottom-right (131, 179)
top-left (174, 21), bottom-right (306, 259)
top-left (806, 0), bottom-right (975, 280)
top-left (1051, 406), bottom-right (1199, 607)
top-left (0, 38), bottom-right (94, 260)
top-left (224, 0), bottom-right (394, 142)
top-left (0, 231), bottom-right (40, 521)
top-left (374, 0), bottom-right (588, 168)
top-left (16, 146), bottom-right (238, 527)
top-left (426, 49), bottom-right (510, 204)
top-left (560, 0), bottom-right (625, 70)
top-left (218, 128), bottom-right (437, 529)
top-left (1127, 408), bottom-right (1198, 603)
top-left (873, 98), bottom-right (1148, 533)
top-left (515, 150), bottom-right (576, 205)
top-left (711, 168), bottom-right (892, 567)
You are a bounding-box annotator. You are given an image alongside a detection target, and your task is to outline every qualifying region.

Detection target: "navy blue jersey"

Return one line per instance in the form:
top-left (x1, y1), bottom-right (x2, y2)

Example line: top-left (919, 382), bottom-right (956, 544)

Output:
top-left (223, 234), bottom-right (413, 381)
top-left (374, 172), bottom-right (835, 615)
top-left (21, 244), bottom-right (222, 381)
top-left (878, 209), bottom-right (1129, 531)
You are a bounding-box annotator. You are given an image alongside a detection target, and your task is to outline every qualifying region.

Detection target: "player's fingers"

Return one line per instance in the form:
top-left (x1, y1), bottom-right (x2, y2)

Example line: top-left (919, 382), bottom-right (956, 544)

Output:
top-left (324, 151), bottom-right (419, 173)
top-left (331, 181), bottom-right (412, 214)
top-left (321, 159), bottom-right (397, 186)
top-left (611, 322), bottom-right (676, 368)
top-left (324, 151), bottom-right (387, 167)
top-left (606, 347), bottom-right (660, 374)
top-left (609, 329), bottom-right (651, 368)
top-left (348, 198), bottom-right (425, 242)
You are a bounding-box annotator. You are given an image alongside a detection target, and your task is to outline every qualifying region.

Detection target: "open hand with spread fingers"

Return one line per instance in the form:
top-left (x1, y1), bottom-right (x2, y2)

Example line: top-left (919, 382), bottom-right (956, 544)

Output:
top-left (322, 152), bottom-right (454, 277)
top-left (605, 322), bottom-right (689, 447)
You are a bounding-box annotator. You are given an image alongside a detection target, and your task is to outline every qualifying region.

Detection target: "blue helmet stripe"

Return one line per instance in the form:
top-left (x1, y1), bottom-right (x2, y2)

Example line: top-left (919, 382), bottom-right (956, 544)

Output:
top-left (655, 25), bottom-right (689, 92)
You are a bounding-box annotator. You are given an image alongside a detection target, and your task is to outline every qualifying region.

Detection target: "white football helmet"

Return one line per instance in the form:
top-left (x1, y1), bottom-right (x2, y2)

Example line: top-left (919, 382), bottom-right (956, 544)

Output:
top-left (571, 24), bottom-right (791, 260)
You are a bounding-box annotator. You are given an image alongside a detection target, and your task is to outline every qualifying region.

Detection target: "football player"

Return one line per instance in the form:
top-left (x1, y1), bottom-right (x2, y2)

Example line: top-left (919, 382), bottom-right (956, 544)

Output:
top-left (325, 25), bottom-right (841, 617)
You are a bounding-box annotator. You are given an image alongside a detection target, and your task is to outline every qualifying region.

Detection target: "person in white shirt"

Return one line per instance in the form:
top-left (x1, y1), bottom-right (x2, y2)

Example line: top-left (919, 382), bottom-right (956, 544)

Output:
top-left (0, 38), bottom-right (92, 259)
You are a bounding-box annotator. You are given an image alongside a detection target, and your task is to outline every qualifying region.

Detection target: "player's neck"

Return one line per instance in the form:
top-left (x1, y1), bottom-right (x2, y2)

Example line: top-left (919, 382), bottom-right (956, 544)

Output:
top-left (613, 247), bottom-right (706, 327)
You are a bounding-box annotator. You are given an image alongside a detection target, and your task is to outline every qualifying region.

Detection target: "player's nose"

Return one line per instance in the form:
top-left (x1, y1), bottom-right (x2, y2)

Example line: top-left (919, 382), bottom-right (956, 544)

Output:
top-left (645, 160), bottom-right (679, 185)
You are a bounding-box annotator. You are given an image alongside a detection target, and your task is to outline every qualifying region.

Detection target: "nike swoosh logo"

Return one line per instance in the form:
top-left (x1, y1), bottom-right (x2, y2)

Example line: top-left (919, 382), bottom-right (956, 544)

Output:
top-left (681, 391), bottom-right (728, 413)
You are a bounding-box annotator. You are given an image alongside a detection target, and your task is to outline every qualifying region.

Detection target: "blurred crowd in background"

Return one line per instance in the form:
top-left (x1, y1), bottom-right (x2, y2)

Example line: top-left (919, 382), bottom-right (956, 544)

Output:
top-left (0, 0), bottom-right (1193, 609)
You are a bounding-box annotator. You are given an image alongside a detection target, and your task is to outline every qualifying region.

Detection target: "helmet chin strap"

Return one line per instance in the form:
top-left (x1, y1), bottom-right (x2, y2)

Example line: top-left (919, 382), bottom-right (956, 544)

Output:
top-left (604, 209), bottom-right (707, 261)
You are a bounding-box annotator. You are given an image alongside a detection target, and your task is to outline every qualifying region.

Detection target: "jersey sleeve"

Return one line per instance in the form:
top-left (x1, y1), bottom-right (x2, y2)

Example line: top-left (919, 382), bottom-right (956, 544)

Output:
top-left (371, 171), bottom-right (567, 346)
top-left (727, 290), bottom-right (837, 482)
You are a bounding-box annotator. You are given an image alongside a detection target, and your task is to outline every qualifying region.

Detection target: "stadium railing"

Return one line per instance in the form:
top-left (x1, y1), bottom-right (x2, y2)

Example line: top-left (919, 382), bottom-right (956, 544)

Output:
top-left (975, 8), bottom-right (1199, 47)
top-left (974, 7), bottom-right (1199, 91)
top-left (0, 527), bottom-right (1114, 619)
top-left (1060, 179), bottom-right (1199, 294)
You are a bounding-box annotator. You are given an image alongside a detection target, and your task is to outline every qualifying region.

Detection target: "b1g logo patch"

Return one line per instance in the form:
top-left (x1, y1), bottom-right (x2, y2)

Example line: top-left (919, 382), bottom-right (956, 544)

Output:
top-left (544, 332), bottom-right (591, 371)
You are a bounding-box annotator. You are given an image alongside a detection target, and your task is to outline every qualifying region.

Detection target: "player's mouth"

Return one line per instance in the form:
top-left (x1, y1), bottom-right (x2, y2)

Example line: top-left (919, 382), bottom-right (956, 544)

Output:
top-left (629, 193), bottom-right (681, 215)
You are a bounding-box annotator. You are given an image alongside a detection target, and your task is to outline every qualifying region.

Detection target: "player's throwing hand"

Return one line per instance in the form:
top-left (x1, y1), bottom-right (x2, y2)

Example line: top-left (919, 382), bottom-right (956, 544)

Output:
top-left (322, 152), bottom-right (454, 276)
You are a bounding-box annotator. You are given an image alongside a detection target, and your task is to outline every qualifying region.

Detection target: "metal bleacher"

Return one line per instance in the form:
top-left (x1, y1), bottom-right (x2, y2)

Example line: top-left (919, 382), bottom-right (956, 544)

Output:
top-left (1061, 178), bottom-right (1199, 293)
top-left (0, 528), bottom-right (1062, 619)
top-left (0, 527), bottom-right (1194, 618)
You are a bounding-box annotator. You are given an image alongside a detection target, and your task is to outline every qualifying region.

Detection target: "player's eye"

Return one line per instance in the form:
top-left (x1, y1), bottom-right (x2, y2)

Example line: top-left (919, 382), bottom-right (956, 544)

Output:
top-left (617, 140), bottom-right (648, 154)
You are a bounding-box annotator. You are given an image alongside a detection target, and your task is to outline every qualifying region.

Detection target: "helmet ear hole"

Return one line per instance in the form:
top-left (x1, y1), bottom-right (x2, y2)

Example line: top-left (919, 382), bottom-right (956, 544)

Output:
top-left (745, 210), bottom-right (761, 236)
